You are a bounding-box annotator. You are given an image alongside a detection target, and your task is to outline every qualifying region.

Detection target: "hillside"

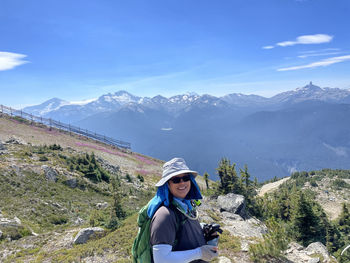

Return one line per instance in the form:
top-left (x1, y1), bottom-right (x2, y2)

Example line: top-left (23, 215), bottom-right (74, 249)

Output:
top-left (258, 173), bottom-right (350, 220)
top-left (1, 113), bottom-right (350, 263)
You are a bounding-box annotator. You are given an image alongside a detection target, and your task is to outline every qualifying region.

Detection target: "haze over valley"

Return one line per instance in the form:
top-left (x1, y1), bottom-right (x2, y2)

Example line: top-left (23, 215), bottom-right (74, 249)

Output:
top-left (22, 82), bottom-right (350, 181)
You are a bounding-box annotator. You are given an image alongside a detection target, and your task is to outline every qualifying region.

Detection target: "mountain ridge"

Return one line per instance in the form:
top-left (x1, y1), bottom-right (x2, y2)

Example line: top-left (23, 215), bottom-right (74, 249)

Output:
top-left (19, 82), bottom-right (350, 181)
top-left (22, 82), bottom-right (350, 115)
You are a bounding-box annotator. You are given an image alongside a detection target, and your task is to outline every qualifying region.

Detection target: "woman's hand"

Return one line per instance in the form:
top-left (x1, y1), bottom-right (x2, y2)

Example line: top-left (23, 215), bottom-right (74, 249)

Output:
top-left (199, 245), bottom-right (218, 261)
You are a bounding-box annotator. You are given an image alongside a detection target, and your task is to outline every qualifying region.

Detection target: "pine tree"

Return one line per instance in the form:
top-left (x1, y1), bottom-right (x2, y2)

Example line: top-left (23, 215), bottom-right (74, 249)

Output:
top-left (110, 175), bottom-right (125, 221)
top-left (291, 192), bottom-right (320, 246)
top-left (203, 172), bottom-right (210, 189)
top-left (338, 203), bottom-right (350, 236)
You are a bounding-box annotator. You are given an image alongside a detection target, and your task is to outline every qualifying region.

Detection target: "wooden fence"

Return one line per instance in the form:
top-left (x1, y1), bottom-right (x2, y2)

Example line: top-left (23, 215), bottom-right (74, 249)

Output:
top-left (0, 104), bottom-right (131, 150)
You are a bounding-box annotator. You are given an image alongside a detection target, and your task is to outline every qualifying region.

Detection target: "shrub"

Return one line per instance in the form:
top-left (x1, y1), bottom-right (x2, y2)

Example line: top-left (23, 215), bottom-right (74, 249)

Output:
top-left (1, 226), bottom-right (32, 240)
top-left (126, 174), bottom-right (133, 183)
top-left (39, 156), bottom-right (49, 162)
top-left (249, 218), bottom-right (289, 262)
top-left (49, 144), bottom-right (63, 151)
top-left (48, 215), bottom-right (68, 225)
top-left (332, 179), bottom-right (350, 190)
top-left (137, 174), bottom-right (144, 182)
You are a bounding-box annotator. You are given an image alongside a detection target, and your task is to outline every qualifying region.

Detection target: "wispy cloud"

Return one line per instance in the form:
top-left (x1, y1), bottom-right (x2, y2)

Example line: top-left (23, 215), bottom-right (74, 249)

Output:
top-left (262, 45), bottom-right (274, 50)
top-left (298, 51), bottom-right (342, 58)
top-left (277, 34), bottom-right (333, 46)
top-left (0, 51), bottom-right (29, 71)
top-left (277, 54), bottom-right (350, 71)
top-left (263, 34), bottom-right (333, 49)
top-left (299, 48), bottom-right (340, 54)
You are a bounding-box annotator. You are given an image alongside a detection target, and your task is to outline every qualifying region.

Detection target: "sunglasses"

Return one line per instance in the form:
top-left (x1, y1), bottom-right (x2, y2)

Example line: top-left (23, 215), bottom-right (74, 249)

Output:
top-left (169, 174), bottom-right (191, 184)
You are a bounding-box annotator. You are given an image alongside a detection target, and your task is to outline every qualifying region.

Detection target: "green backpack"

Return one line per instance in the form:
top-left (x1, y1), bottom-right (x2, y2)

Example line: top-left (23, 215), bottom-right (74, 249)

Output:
top-left (131, 201), bottom-right (186, 263)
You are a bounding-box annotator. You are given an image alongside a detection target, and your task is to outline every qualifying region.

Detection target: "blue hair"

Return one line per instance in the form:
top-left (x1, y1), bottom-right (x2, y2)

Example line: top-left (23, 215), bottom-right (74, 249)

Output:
top-left (147, 174), bottom-right (202, 218)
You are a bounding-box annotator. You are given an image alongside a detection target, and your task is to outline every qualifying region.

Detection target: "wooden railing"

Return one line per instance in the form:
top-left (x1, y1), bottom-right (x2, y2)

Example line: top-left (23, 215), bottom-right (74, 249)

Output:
top-left (0, 104), bottom-right (131, 150)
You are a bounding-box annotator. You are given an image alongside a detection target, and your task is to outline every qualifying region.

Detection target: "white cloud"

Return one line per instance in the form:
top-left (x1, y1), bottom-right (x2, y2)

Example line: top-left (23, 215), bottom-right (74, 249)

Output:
top-left (277, 34), bottom-right (333, 47)
top-left (0, 51), bottom-right (28, 71)
top-left (299, 48), bottom-right (340, 54)
top-left (262, 45), bottom-right (274, 49)
top-left (298, 51), bottom-right (341, 58)
top-left (277, 54), bottom-right (350, 71)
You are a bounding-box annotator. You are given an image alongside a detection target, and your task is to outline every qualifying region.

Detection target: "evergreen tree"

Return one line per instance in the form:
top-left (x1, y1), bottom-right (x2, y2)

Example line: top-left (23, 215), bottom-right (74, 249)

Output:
top-left (338, 203), bottom-right (350, 236)
top-left (291, 192), bottom-right (321, 246)
top-left (203, 172), bottom-right (210, 189)
top-left (110, 175), bottom-right (126, 220)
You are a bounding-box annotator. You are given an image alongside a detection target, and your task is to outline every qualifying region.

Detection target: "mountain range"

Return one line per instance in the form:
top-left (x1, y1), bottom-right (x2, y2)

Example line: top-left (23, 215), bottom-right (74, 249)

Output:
top-left (23, 82), bottom-right (350, 181)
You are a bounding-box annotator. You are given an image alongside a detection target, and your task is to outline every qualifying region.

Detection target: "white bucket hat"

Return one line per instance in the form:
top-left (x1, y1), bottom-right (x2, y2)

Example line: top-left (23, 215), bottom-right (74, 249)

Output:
top-left (155, 157), bottom-right (198, 187)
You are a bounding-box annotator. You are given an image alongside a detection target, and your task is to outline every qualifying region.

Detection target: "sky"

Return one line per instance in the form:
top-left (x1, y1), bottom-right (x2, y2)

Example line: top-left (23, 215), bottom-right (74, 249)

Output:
top-left (1, 0), bottom-right (350, 108)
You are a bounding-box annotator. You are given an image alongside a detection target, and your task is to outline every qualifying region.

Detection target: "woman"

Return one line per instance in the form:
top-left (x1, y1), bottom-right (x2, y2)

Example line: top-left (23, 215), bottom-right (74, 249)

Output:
top-left (148, 157), bottom-right (219, 263)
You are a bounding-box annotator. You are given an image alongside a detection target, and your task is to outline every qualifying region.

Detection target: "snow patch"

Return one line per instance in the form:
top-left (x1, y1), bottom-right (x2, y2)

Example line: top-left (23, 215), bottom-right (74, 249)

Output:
top-left (70, 98), bottom-right (97, 105)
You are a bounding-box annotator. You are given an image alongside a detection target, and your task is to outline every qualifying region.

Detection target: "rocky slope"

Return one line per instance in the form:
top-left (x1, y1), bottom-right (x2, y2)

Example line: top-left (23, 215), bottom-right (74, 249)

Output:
top-left (0, 113), bottom-right (345, 262)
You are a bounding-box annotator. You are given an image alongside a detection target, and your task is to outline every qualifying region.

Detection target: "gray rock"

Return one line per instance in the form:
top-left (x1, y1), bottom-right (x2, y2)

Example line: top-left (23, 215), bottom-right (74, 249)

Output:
top-left (221, 211), bottom-right (244, 221)
top-left (73, 227), bottom-right (105, 245)
top-left (218, 256), bottom-right (231, 263)
top-left (0, 216), bottom-right (22, 227)
top-left (217, 193), bottom-right (246, 216)
top-left (223, 218), bottom-right (267, 239)
top-left (284, 241), bottom-right (335, 263)
top-left (73, 217), bottom-right (84, 226)
top-left (0, 141), bottom-right (6, 151)
top-left (0, 230), bottom-right (3, 239)
top-left (308, 258), bottom-right (320, 263)
top-left (6, 136), bottom-right (25, 145)
top-left (96, 202), bottom-right (109, 209)
top-left (42, 165), bottom-right (58, 182)
top-left (64, 177), bottom-right (77, 188)
top-left (306, 242), bottom-right (330, 261)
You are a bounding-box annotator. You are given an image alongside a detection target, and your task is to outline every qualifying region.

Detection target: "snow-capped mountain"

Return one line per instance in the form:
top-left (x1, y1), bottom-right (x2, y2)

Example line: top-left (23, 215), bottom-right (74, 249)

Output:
top-left (19, 83), bottom-right (350, 181)
top-left (270, 82), bottom-right (350, 104)
top-left (221, 93), bottom-right (269, 107)
top-left (24, 83), bottom-right (350, 119)
top-left (23, 98), bottom-right (70, 116)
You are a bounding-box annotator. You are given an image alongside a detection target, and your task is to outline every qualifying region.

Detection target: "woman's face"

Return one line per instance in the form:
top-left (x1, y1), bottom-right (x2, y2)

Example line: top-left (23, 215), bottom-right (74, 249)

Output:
top-left (168, 173), bottom-right (191, 199)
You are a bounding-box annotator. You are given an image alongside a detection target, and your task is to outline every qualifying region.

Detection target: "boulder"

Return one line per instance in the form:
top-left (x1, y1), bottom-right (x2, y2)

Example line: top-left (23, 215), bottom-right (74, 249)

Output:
top-left (221, 212), bottom-right (244, 221)
top-left (306, 242), bottom-right (331, 262)
top-left (73, 217), bottom-right (84, 226)
top-left (6, 136), bottom-right (26, 145)
top-left (222, 217), bottom-right (267, 240)
top-left (96, 202), bottom-right (109, 209)
top-left (63, 177), bottom-right (77, 188)
top-left (218, 256), bottom-right (231, 263)
top-left (0, 216), bottom-right (22, 227)
top-left (0, 229), bottom-right (2, 239)
top-left (73, 227), bottom-right (105, 245)
top-left (284, 242), bottom-right (335, 263)
top-left (217, 193), bottom-right (246, 216)
top-left (42, 165), bottom-right (58, 182)
top-left (0, 141), bottom-right (6, 151)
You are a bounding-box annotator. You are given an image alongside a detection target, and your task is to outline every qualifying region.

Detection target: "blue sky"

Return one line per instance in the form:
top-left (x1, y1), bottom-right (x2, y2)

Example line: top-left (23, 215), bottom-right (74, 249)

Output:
top-left (1, 0), bottom-right (349, 108)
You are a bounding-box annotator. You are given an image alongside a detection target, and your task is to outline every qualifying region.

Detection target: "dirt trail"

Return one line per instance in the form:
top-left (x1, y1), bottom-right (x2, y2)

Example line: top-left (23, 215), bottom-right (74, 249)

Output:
top-left (258, 177), bottom-right (290, 196)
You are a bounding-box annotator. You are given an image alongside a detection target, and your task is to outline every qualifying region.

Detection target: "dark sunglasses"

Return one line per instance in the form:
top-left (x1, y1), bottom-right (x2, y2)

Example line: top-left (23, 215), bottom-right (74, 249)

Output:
top-left (169, 174), bottom-right (191, 184)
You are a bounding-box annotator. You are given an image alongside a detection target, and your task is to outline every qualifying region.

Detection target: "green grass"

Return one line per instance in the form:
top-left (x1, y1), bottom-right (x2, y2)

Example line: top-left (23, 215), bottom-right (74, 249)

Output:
top-left (0, 142), bottom-right (157, 262)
